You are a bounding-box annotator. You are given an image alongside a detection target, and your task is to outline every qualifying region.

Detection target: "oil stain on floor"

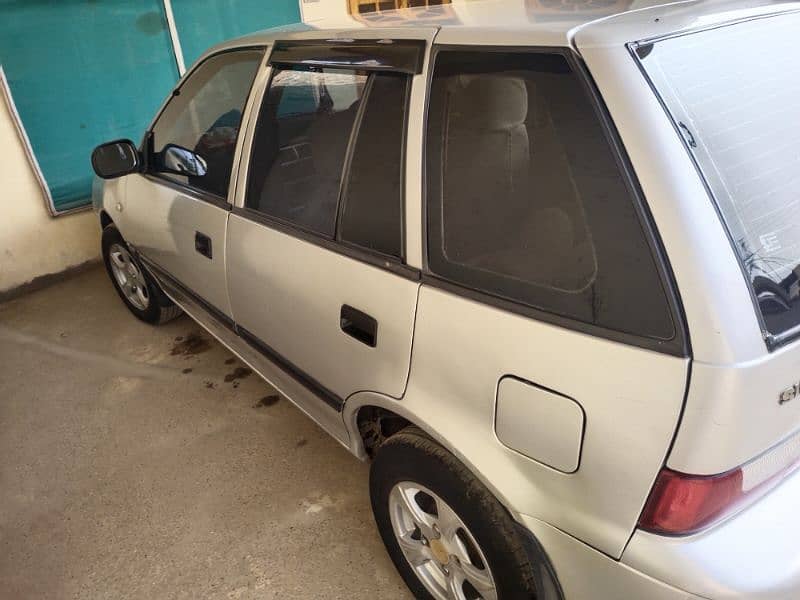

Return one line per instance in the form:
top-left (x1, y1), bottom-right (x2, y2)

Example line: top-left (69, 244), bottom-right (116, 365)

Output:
top-left (170, 332), bottom-right (211, 357)
top-left (224, 366), bottom-right (252, 383)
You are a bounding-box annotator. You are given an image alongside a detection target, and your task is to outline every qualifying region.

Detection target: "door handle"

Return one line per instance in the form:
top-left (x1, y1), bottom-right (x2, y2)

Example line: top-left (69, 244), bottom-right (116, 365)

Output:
top-left (340, 305), bottom-right (378, 347)
top-left (195, 231), bottom-right (212, 259)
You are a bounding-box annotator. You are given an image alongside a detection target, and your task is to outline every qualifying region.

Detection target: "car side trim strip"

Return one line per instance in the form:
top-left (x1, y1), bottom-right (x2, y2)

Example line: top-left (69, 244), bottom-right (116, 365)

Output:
top-left (139, 256), bottom-right (345, 413)
top-left (236, 327), bottom-right (344, 411)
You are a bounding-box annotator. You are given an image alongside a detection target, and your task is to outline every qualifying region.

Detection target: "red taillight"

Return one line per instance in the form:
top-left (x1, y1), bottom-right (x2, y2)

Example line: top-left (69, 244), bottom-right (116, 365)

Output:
top-left (638, 468), bottom-right (744, 535)
top-left (640, 433), bottom-right (800, 536)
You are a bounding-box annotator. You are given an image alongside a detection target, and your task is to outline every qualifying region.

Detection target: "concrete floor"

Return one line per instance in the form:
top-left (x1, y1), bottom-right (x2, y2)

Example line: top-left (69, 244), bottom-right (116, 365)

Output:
top-left (0, 265), bottom-right (411, 599)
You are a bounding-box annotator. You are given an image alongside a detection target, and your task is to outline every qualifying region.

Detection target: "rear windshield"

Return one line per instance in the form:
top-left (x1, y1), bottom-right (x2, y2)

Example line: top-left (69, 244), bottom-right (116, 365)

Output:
top-left (635, 12), bottom-right (800, 343)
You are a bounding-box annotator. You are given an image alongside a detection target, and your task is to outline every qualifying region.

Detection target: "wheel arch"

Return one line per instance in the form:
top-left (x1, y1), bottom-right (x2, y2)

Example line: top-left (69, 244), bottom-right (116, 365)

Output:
top-left (343, 391), bottom-right (520, 519)
top-left (99, 209), bottom-right (114, 230)
top-left (349, 391), bottom-right (566, 599)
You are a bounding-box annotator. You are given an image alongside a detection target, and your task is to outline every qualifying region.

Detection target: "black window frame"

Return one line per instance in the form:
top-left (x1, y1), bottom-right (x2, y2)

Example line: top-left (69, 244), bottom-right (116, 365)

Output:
top-left (140, 46), bottom-right (267, 210)
top-left (422, 45), bottom-right (690, 357)
top-left (234, 40), bottom-right (420, 281)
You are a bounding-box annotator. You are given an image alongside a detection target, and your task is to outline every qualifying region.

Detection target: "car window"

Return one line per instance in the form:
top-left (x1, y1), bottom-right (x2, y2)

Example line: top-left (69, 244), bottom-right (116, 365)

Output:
top-left (245, 67), bottom-right (368, 237)
top-left (338, 73), bottom-right (409, 258)
top-left (635, 13), bottom-right (800, 342)
top-left (426, 50), bottom-right (675, 340)
top-left (151, 50), bottom-right (263, 198)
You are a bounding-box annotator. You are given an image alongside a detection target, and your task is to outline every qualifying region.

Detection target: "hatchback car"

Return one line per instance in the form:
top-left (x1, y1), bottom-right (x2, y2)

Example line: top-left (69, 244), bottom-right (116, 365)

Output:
top-left (91, 1), bottom-right (800, 597)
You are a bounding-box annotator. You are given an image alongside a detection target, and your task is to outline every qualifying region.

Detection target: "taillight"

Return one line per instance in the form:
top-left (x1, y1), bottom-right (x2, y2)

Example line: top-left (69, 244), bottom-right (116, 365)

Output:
top-left (639, 432), bottom-right (800, 536)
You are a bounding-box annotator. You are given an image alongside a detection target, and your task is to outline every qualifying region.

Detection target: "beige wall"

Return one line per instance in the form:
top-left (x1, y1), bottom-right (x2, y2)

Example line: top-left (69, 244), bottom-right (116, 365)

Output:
top-left (0, 86), bottom-right (100, 294)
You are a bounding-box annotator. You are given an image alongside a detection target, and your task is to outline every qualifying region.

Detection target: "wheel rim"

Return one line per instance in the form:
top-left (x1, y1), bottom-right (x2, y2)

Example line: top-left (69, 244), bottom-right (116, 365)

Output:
top-left (389, 482), bottom-right (497, 600)
top-left (108, 243), bottom-right (150, 311)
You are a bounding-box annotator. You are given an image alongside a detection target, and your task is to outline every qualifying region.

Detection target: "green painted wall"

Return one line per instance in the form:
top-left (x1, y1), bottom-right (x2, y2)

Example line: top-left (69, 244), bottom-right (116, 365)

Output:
top-left (0, 0), bottom-right (300, 213)
top-left (172, 0), bottom-right (300, 67)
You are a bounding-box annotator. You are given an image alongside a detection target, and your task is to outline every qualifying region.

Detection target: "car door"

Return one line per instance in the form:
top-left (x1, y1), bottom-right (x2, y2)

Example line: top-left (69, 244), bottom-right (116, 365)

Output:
top-left (226, 39), bottom-right (426, 407)
top-left (117, 48), bottom-right (264, 317)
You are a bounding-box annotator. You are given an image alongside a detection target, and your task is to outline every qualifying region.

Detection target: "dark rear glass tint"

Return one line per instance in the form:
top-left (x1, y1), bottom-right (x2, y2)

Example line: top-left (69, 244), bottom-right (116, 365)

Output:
top-left (339, 73), bottom-right (408, 258)
top-left (426, 50), bottom-right (675, 340)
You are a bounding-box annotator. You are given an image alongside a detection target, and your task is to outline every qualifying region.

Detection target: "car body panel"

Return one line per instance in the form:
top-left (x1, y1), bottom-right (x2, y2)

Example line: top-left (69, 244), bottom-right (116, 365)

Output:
top-left (225, 216), bottom-right (420, 402)
top-left (354, 285), bottom-right (688, 557)
top-left (121, 174), bottom-right (233, 316)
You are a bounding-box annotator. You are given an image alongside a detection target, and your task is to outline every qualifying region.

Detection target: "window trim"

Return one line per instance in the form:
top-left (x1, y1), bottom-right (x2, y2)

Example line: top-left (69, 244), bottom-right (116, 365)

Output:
top-left (422, 44), bottom-right (690, 357)
top-left (269, 39), bottom-right (427, 75)
top-left (139, 46), bottom-right (267, 207)
top-left (237, 46), bottom-right (419, 277)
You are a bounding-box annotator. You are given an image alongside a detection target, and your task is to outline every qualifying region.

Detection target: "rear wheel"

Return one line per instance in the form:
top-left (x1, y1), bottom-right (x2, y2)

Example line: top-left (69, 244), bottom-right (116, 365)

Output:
top-left (102, 225), bottom-right (181, 325)
top-left (370, 427), bottom-right (561, 600)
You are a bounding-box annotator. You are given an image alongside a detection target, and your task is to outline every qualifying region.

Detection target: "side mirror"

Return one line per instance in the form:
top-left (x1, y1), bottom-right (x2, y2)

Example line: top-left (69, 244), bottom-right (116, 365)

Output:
top-left (91, 139), bottom-right (140, 179)
top-left (160, 144), bottom-right (208, 178)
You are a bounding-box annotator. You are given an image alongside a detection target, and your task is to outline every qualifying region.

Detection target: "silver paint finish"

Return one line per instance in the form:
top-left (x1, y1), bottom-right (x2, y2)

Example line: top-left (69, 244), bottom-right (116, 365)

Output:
top-left (622, 467), bottom-right (800, 599)
top-left (152, 268), bottom-right (351, 445)
top-left (349, 286), bottom-right (688, 558)
top-left (520, 515), bottom-right (697, 600)
top-left (494, 377), bottom-right (584, 474)
top-left (108, 243), bottom-right (150, 310)
top-left (225, 216), bottom-right (419, 401)
top-left (119, 175), bottom-right (233, 317)
top-left (389, 482), bottom-right (497, 600)
top-left (576, 13), bottom-right (800, 475)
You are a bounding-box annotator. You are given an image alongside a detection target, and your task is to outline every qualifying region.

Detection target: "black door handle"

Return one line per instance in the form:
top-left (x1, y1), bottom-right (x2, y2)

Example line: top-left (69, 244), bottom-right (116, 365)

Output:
top-left (340, 305), bottom-right (377, 347)
top-left (195, 231), bottom-right (212, 259)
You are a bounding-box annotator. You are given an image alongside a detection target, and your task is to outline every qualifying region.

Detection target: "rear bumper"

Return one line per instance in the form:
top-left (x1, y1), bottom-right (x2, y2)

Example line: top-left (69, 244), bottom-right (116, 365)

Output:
top-left (521, 467), bottom-right (800, 599)
top-left (621, 467), bottom-right (800, 600)
top-left (519, 515), bottom-right (699, 600)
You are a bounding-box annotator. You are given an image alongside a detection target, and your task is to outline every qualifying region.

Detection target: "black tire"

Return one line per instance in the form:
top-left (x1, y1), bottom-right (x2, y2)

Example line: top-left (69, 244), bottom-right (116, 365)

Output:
top-left (101, 225), bottom-right (182, 325)
top-left (370, 427), bottom-right (562, 600)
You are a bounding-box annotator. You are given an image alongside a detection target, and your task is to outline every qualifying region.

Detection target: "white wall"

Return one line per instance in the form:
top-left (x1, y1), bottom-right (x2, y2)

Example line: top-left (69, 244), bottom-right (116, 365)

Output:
top-left (0, 86), bottom-right (100, 294)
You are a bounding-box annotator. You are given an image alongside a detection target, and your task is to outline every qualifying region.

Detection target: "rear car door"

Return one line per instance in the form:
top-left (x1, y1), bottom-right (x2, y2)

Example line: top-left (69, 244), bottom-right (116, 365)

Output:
top-left (118, 49), bottom-right (264, 317)
top-left (226, 39), bottom-right (425, 408)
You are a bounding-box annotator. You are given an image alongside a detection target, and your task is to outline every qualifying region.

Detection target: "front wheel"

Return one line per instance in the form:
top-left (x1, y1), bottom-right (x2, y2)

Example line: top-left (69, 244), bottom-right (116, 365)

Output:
top-left (102, 225), bottom-right (181, 325)
top-left (370, 427), bottom-right (561, 600)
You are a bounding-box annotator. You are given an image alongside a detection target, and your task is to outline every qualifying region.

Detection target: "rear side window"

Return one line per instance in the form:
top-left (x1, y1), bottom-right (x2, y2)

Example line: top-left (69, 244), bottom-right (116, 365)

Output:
top-left (426, 50), bottom-right (675, 340)
top-left (246, 68), bottom-right (368, 237)
top-left (635, 13), bottom-right (800, 343)
top-left (339, 73), bottom-right (408, 257)
top-left (246, 67), bottom-right (408, 257)
top-left (151, 50), bottom-right (262, 198)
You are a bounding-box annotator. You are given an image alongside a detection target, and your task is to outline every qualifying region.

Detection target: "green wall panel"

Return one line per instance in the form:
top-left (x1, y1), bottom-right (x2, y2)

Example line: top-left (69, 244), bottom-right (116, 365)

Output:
top-left (0, 0), bottom-right (179, 212)
top-left (171, 0), bottom-right (301, 68)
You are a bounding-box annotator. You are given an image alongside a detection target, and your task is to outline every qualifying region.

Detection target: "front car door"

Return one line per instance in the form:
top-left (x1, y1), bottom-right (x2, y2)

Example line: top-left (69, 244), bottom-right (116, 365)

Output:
top-left (226, 37), bottom-right (429, 410)
top-left (117, 48), bottom-right (264, 317)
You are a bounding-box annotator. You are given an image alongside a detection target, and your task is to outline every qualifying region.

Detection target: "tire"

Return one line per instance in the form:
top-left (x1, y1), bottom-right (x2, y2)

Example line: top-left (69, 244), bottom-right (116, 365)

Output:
top-left (101, 225), bottom-right (182, 325)
top-left (370, 427), bottom-right (562, 600)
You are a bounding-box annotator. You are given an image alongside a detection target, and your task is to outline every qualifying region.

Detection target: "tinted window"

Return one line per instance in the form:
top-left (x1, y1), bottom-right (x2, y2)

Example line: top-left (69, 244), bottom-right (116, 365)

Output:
top-left (152, 50), bottom-right (262, 197)
top-left (636, 13), bottom-right (800, 341)
top-left (426, 51), bottom-right (674, 340)
top-left (339, 73), bottom-right (408, 257)
top-left (246, 68), bottom-right (367, 237)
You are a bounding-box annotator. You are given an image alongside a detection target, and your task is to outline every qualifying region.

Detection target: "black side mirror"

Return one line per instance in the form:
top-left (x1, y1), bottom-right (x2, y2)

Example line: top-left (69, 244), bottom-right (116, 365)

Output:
top-left (91, 139), bottom-right (140, 179)
top-left (160, 144), bottom-right (208, 178)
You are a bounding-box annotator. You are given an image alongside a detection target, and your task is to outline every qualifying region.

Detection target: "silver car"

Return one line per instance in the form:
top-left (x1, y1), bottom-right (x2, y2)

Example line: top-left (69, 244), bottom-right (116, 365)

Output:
top-left (91, 1), bottom-right (800, 598)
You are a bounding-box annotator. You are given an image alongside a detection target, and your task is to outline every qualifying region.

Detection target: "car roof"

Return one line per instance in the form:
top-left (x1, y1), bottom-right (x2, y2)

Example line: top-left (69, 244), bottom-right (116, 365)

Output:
top-left (207, 0), bottom-right (800, 56)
